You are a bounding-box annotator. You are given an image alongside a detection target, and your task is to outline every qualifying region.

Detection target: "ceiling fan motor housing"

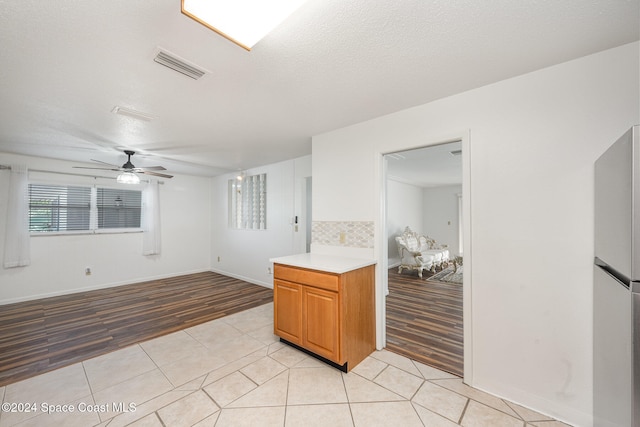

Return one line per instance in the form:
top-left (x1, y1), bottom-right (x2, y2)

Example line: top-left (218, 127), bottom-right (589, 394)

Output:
top-left (123, 150), bottom-right (136, 169)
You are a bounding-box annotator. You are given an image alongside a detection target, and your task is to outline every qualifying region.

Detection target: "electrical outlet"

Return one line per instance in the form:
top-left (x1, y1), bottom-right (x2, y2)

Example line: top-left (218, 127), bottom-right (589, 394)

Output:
top-left (217, 256), bottom-right (221, 262)
top-left (85, 267), bottom-right (91, 276)
top-left (267, 267), bottom-right (272, 275)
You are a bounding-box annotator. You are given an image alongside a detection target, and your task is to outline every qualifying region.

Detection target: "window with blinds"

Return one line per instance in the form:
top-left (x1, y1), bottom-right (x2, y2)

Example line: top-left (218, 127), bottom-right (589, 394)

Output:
top-left (29, 185), bottom-right (91, 232)
top-left (97, 188), bottom-right (141, 229)
top-left (28, 184), bottom-right (142, 233)
top-left (228, 173), bottom-right (267, 230)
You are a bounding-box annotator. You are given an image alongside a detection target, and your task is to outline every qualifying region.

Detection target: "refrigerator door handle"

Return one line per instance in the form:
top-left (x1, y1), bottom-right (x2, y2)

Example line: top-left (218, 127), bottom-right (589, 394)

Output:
top-left (595, 257), bottom-right (632, 290)
top-left (635, 291), bottom-right (640, 427)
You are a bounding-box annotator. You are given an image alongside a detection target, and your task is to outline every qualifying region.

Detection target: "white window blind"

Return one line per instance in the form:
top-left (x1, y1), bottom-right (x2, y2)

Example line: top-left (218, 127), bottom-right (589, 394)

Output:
top-left (29, 185), bottom-right (91, 232)
top-left (228, 173), bottom-right (267, 230)
top-left (28, 184), bottom-right (142, 233)
top-left (97, 188), bottom-right (141, 229)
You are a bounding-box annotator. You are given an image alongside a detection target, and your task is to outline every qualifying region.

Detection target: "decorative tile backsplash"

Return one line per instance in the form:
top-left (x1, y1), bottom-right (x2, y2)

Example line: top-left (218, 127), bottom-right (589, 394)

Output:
top-left (311, 221), bottom-right (374, 248)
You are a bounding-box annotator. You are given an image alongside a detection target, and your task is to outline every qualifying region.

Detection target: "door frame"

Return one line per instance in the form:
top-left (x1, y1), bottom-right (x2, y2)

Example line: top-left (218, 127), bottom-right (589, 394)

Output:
top-left (375, 130), bottom-right (473, 384)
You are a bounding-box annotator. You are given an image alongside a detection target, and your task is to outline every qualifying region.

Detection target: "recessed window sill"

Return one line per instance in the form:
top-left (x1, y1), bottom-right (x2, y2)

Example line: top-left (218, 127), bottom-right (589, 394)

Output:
top-left (30, 229), bottom-right (143, 237)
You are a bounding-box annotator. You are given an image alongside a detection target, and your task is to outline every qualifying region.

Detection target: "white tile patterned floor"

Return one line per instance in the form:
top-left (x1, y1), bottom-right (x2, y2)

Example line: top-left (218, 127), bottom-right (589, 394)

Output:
top-left (0, 303), bottom-right (571, 426)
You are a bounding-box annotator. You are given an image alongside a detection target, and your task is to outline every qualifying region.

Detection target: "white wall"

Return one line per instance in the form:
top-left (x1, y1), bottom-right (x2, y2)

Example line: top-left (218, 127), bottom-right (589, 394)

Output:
top-left (386, 178), bottom-right (424, 264)
top-left (311, 42), bottom-right (640, 426)
top-left (0, 152), bottom-right (312, 302)
top-left (210, 155), bottom-right (312, 287)
top-left (0, 153), bottom-right (212, 304)
top-left (423, 185), bottom-right (462, 256)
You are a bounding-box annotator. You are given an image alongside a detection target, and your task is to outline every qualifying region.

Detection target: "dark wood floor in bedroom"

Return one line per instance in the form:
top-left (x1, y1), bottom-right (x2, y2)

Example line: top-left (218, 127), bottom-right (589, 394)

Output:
top-left (0, 272), bottom-right (273, 387)
top-left (385, 267), bottom-right (463, 377)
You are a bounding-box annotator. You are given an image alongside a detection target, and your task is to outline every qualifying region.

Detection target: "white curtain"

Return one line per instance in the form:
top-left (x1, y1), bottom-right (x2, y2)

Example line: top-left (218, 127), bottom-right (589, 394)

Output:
top-left (3, 164), bottom-right (30, 268)
top-left (142, 179), bottom-right (161, 255)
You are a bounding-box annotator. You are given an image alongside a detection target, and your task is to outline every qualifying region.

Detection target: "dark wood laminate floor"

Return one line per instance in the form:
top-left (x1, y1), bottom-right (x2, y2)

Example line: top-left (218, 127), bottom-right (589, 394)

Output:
top-left (385, 267), bottom-right (463, 377)
top-left (0, 271), bottom-right (273, 387)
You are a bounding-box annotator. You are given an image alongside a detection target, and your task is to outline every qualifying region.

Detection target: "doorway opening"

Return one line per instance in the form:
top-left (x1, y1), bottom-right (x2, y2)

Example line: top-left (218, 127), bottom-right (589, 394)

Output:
top-left (304, 177), bottom-right (312, 252)
top-left (383, 140), bottom-right (464, 376)
top-left (293, 176), bottom-right (313, 254)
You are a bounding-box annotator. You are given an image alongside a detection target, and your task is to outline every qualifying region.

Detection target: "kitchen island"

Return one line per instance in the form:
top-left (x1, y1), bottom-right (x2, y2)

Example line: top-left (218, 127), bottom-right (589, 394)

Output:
top-left (270, 253), bottom-right (376, 372)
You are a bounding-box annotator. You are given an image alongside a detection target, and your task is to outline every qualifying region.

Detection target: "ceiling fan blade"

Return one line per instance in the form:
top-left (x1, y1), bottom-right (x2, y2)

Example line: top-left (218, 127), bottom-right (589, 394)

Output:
top-left (90, 159), bottom-right (121, 167)
top-left (134, 166), bottom-right (166, 171)
top-left (73, 166), bottom-right (121, 171)
top-left (140, 170), bottom-right (173, 178)
top-left (75, 151), bottom-right (171, 177)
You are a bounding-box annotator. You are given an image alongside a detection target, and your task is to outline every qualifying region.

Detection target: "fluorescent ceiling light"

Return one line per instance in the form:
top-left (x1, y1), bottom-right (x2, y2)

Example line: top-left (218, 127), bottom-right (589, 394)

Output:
top-left (181, 0), bottom-right (308, 50)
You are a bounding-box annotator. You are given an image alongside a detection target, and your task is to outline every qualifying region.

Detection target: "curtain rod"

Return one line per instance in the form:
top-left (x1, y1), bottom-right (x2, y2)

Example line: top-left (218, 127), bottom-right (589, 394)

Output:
top-left (0, 164), bottom-right (164, 184)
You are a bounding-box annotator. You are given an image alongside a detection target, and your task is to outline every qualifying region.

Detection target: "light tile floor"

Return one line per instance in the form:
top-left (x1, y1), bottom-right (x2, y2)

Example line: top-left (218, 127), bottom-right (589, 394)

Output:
top-left (0, 303), bottom-right (571, 427)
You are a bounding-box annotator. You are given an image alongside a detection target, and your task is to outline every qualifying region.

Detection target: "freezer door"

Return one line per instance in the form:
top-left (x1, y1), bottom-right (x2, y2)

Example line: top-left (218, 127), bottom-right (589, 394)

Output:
top-left (594, 265), bottom-right (633, 427)
top-left (594, 126), bottom-right (639, 281)
top-left (634, 289), bottom-right (640, 427)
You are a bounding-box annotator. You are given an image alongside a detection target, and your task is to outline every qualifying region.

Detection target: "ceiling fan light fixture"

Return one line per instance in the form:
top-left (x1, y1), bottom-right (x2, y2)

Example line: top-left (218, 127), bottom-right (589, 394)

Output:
top-left (116, 172), bottom-right (140, 184)
top-left (181, 0), bottom-right (308, 50)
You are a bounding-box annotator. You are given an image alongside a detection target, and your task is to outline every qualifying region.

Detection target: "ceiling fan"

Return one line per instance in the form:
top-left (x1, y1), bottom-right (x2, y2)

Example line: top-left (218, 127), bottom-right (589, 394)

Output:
top-left (74, 150), bottom-right (174, 183)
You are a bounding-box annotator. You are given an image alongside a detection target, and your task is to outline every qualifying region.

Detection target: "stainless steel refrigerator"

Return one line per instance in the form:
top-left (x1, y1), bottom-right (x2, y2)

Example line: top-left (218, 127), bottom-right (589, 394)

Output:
top-left (594, 125), bottom-right (640, 427)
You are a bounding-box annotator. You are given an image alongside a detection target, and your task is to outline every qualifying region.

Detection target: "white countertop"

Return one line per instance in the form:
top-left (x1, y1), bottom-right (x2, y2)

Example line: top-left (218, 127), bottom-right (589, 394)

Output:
top-left (270, 253), bottom-right (376, 274)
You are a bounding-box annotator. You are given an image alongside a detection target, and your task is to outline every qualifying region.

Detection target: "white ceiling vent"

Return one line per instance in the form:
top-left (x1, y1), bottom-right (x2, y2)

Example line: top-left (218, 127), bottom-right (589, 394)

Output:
top-left (153, 49), bottom-right (207, 80)
top-left (111, 106), bottom-right (157, 121)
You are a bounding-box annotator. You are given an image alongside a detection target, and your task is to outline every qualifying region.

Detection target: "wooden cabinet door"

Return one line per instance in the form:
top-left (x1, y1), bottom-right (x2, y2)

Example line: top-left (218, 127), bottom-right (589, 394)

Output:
top-left (302, 287), bottom-right (340, 362)
top-left (274, 280), bottom-right (302, 345)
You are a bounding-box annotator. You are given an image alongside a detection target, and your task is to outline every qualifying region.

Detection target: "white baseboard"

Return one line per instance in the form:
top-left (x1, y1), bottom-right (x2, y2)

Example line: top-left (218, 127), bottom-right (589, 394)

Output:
top-left (209, 268), bottom-right (273, 289)
top-left (0, 268), bottom-right (211, 306)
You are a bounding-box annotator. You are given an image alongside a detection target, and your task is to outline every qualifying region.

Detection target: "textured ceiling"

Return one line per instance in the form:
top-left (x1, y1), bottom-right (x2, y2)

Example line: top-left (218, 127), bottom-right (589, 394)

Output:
top-left (0, 0), bottom-right (637, 177)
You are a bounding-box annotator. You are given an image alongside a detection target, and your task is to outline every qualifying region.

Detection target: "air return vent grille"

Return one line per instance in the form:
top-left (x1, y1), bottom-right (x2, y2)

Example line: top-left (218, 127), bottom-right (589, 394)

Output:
top-left (153, 49), bottom-right (206, 80)
top-left (111, 106), bottom-right (156, 121)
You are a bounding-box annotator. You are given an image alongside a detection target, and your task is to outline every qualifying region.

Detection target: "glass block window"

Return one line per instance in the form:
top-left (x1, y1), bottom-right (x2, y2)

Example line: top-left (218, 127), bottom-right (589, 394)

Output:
top-left (228, 173), bottom-right (267, 230)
